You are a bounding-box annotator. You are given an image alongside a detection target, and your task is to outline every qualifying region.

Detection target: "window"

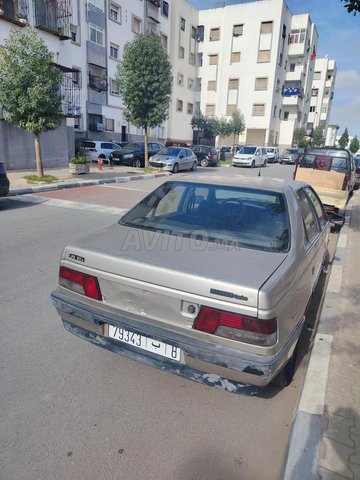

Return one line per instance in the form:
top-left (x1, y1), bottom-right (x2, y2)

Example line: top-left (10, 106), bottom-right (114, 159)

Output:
top-left (72, 69), bottom-right (81, 86)
top-left (205, 104), bottom-right (215, 116)
top-left (279, 108), bottom-right (282, 119)
top-left (191, 26), bottom-right (196, 39)
top-left (88, 113), bottom-right (103, 131)
top-left (327, 74), bottom-right (332, 81)
top-left (314, 71), bottom-right (321, 80)
top-left (162, 1), bottom-right (169, 18)
top-left (160, 33), bottom-right (168, 50)
top-left (179, 46), bottom-right (185, 59)
top-left (110, 79), bottom-right (120, 95)
top-left (88, 64), bottom-right (107, 91)
top-left (255, 77), bottom-right (268, 90)
top-left (231, 52), bottom-right (241, 63)
top-left (177, 73), bottom-right (184, 86)
top-left (180, 17), bottom-right (185, 31)
top-left (252, 104), bottom-right (265, 116)
top-left (207, 80), bottom-right (216, 91)
top-left (228, 79), bottom-right (239, 90)
top-left (226, 104), bottom-right (237, 115)
top-left (273, 106), bottom-right (277, 117)
top-left (276, 78), bottom-right (281, 93)
top-left (176, 99), bottom-right (183, 112)
top-left (210, 28), bottom-right (220, 41)
top-left (296, 189), bottom-right (319, 243)
top-left (289, 28), bottom-right (306, 44)
top-left (132, 15), bottom-right (141, 34)
top-left (195, 78), bottom-right (202, 91)
top-left (284, 111), bottom-right (289, 121)
top-left (324, 87), bottom-right (330, 96)
top-left (110, 3), bottom-right (121, 23)
top-left (312, 88), bottom-right (319, 97)
top-left (305, 187), bottom-right (326, 229)
top-left (321, 105), bottom-right (328, 113)
top-left (310, 106), bottom-right (315, 112)
top-left (89, 24), bottom-right (104, 46)
top-left (261, 21), bottom-right (273, 34)
top-left (105, 118), bottom-right (114, 132)
top-left (187, 103), bottom-right (193, 115)
top-left (289, 63), bottom-right (296, 72)
top-left (196, 25), bottom-right (204, 42)
top-left (188, 77), bottom-right (194, 90)
top-left (70, 24), bottom-right (78, 43)
top-left (209, 54), bottom-right (218, 65)
top-left (110, 43), bottom-right (119, 60)
top-left (189, 52), bottom-right (195, 65)
top-left (233, 24), bottom-right (243, 36)
top-left (257, 50), bottom-right (270, 63)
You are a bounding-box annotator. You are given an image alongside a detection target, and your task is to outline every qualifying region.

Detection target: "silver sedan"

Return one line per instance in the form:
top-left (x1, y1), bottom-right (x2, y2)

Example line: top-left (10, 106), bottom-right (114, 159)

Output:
top-left (149, 147), bottom-right (197, 173)
top-left (51, 176), bottom-right (330, 395)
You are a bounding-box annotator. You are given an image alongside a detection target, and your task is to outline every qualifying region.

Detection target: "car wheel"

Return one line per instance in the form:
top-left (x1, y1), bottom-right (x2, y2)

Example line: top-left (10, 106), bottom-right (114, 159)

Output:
top-left (200, 158), bottom-right (209, 167)
top-left (133, 158), bottom-right (141, 168)
top-left (279, 161), bottom-right (283, 164)
top-left (172, 163), bottom-right (179, 174)
top-left (271, 345), bottom-right (298, 387)
top-left (191, 161), bottom-right (197, 171)
top-left (251, 160), bottom-right (255, 168)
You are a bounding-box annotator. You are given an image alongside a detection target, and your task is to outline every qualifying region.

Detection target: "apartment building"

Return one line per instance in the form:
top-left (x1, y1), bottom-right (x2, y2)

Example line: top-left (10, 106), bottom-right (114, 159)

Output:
top-left (308, 57), bottom-right (337, 135)
top-left (0, 0), bottom-right (336, 168)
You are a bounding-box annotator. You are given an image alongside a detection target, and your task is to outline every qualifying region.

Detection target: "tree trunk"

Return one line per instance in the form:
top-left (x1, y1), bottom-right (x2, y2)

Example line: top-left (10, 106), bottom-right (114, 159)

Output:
top-left (34, 133), bottom-right (44, 178)
top-left (144, 127), bottom-right (149, 168)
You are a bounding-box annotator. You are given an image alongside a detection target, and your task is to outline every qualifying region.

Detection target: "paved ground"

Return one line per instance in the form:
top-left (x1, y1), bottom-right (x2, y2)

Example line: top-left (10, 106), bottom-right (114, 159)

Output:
top-left (5, 164), bottom-right (360, 478)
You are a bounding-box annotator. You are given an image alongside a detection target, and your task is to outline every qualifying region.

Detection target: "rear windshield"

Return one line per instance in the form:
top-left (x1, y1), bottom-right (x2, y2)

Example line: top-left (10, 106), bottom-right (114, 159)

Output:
top-left (299, 150), bottom-right (349, 173)
top-left (267, 148), bottom-right (275, 153)
top-left (120, 181), bottom-right (290, 253)
top-left (83, 142), bottom-right (96, 149)
top-left (239, 147), bottom-right (256, 155)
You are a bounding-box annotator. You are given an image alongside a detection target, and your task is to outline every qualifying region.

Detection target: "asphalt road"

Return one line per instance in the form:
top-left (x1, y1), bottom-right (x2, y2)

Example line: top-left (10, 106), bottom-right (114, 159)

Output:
top-left (0, 163), bottom-right (334, 480)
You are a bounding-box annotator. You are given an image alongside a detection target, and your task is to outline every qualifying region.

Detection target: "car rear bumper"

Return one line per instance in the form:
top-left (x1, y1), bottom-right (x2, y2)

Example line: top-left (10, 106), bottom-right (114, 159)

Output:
top-left (0, 177), bottom-right (10, 196)
top-left (51, 289), bottom-right (303, 395)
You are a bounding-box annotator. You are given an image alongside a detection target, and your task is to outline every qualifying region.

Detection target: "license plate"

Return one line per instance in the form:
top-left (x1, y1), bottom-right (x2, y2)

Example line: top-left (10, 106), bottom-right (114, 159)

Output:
top-left (108, 325), bottom-right (181, 362)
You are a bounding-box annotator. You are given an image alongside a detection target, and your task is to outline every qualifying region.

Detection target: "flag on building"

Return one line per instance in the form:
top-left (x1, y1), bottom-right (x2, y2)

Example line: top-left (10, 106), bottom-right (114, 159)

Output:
top-left (311, 46), bottom-right (317, 61)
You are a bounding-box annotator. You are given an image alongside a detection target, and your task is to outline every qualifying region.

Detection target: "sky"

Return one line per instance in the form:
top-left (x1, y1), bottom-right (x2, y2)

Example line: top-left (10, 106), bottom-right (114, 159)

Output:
top-left (188, 0), bottom-right (360, 137)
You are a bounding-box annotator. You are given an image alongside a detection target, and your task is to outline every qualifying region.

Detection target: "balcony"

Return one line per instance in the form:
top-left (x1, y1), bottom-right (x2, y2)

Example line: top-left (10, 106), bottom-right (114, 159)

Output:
top-left (146, 0), bottom-right (160, 23)
top-left (0, 0), bottom-right (29, 26)
top-left (145, 19), bottom-right (159, 36)
top-left (59, 66), bottom-right (81, 117)
top-left (33, 0), bottom-right (72, 40)
top-left (88, 64), bottom-right (107, 92)
top-left (282, 82), bottom-right (303, 98)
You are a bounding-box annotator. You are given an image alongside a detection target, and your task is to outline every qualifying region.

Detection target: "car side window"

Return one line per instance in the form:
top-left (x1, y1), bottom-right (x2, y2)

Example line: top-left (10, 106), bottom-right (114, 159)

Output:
top-left (304, 186), bottom-right (327, 230)
top-left (101, 143), bottom-right (113, 149)
top-left (186, 149), bottom-right (193, 157)
top-left (297, 189), bottom-right (319, 244)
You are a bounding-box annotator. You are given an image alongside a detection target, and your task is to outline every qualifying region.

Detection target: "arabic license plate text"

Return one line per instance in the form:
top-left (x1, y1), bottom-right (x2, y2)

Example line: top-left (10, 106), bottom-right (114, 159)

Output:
top-left (108, 325), bottom-right (181, 362)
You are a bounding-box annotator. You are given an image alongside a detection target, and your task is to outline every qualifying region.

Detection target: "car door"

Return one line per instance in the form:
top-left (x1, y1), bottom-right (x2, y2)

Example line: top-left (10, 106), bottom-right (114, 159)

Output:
top-left (255, 148), bottom-right (262, 166)
top-left (178, 149), bottom-right (187, 170)
top-left (296, 188), bottom-right (323, 293)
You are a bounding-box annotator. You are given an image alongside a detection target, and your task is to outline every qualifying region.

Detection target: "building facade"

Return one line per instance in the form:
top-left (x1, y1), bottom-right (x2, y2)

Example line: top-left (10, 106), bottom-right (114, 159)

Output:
top-left (0, 0), bottom-right (336, 169)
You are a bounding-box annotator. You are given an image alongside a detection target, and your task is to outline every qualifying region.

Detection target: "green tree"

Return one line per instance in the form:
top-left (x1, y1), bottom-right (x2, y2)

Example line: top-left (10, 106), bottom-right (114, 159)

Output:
top-left (228, 110), bottom-right (245, 148)
top-left (293, 127), bottom-right (309, 149)
top-left (0, 28), bottom-right (63, 177)
top-left (116, 35), bottom-right (172, 167)
top-left (312, 125), bottom-right (325, 147)
top-left (349, 135), bottom-right (359, 153)
top-left (217, 118), bottom-right (233, 138)
top-left (338, 128), bottom-right (349, 148)
top-left (191, 112), bottom-right (219, 143)
top-left (341, 0), bottom-right (360, 14)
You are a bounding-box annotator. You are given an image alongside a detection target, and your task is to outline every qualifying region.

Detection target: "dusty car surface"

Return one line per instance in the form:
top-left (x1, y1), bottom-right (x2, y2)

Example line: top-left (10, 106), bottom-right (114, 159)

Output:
top-left (51, 177), bottom-right (329, 395)
top-left (149, 147), bottom-right (197, 173)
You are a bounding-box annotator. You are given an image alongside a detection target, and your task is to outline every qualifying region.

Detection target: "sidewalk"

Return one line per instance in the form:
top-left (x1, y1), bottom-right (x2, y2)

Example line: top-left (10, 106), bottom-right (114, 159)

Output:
top-left (283, 191), bottom-right (360, 479)
top-left (7, 164), bottom-right (170, 196)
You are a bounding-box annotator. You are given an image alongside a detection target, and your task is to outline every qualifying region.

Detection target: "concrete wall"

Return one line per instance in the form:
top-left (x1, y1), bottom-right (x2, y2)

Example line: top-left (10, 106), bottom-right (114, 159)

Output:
top-left (0, 120), bottom-right (73, 170)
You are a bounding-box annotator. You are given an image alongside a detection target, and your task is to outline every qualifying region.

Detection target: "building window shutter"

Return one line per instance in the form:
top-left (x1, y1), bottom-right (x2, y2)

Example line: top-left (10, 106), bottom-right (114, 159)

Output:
top-left (255, 77), bottom-right (268, 90)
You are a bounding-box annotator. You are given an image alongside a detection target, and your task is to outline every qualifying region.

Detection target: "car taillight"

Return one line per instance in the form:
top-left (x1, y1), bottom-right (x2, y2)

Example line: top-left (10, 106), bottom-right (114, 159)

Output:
top-left (193, 306), bottom-right (277, 346)
top-left (89, 148), bottom-right (97, 152)
top-left (59, 266), bottom-right (102, 300)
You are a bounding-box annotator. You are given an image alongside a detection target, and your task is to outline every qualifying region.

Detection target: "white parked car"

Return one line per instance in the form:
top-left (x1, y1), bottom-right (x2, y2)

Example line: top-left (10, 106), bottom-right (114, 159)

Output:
top-left (80, 140), bottom-right (122, 163)
top-left (266, 147), bottom-right (279, 163)
top-left (233, 146), bottom-right (268, 168)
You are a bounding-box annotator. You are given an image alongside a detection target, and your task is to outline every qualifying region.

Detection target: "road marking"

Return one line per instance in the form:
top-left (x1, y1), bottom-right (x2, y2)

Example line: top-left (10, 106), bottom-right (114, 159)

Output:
top-left (11, 194), bottom-right (128, 216)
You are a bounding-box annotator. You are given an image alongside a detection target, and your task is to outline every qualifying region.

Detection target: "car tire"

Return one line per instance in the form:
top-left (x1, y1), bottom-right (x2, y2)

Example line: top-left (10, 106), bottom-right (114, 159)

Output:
top-left (271, 345), bottom-right (298, 387)
top-left (191, 161), bottom-right (197, 171)
top-left (251, 160), bottom-right (255, 168)
top-left (133, 158), bottom-right (141, 168)
top-left (172, 163), bottom-right (179, 174)
top-left (200, 158), bottom-right (209, 167)
top-left (280, 161), bottom-right (283, 164)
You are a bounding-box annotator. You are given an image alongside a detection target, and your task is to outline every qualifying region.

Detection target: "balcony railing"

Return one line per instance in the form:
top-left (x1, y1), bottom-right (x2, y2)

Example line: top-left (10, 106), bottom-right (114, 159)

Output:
top-left (59, 66), bottom-right (81, 117)
top-left (89, 74), bottom-right (108, 92)
top-left (33, 0), bottom-right (72, 40)
top-left (0, 0), bottom-right (29, 26)
top-left (282, 83), bottom-right (304, 97)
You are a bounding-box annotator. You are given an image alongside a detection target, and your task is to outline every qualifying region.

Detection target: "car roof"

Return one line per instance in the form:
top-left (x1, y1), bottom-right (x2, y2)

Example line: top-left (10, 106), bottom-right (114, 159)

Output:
top-left (164, 175), bottom-right (307, 193)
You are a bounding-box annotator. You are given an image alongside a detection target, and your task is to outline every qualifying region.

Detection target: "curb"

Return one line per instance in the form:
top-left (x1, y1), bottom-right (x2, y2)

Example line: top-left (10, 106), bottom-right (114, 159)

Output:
top-left (7, 172), bottom-right (171, 196)
top-left (281, 195), bottom-right (355, 480)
